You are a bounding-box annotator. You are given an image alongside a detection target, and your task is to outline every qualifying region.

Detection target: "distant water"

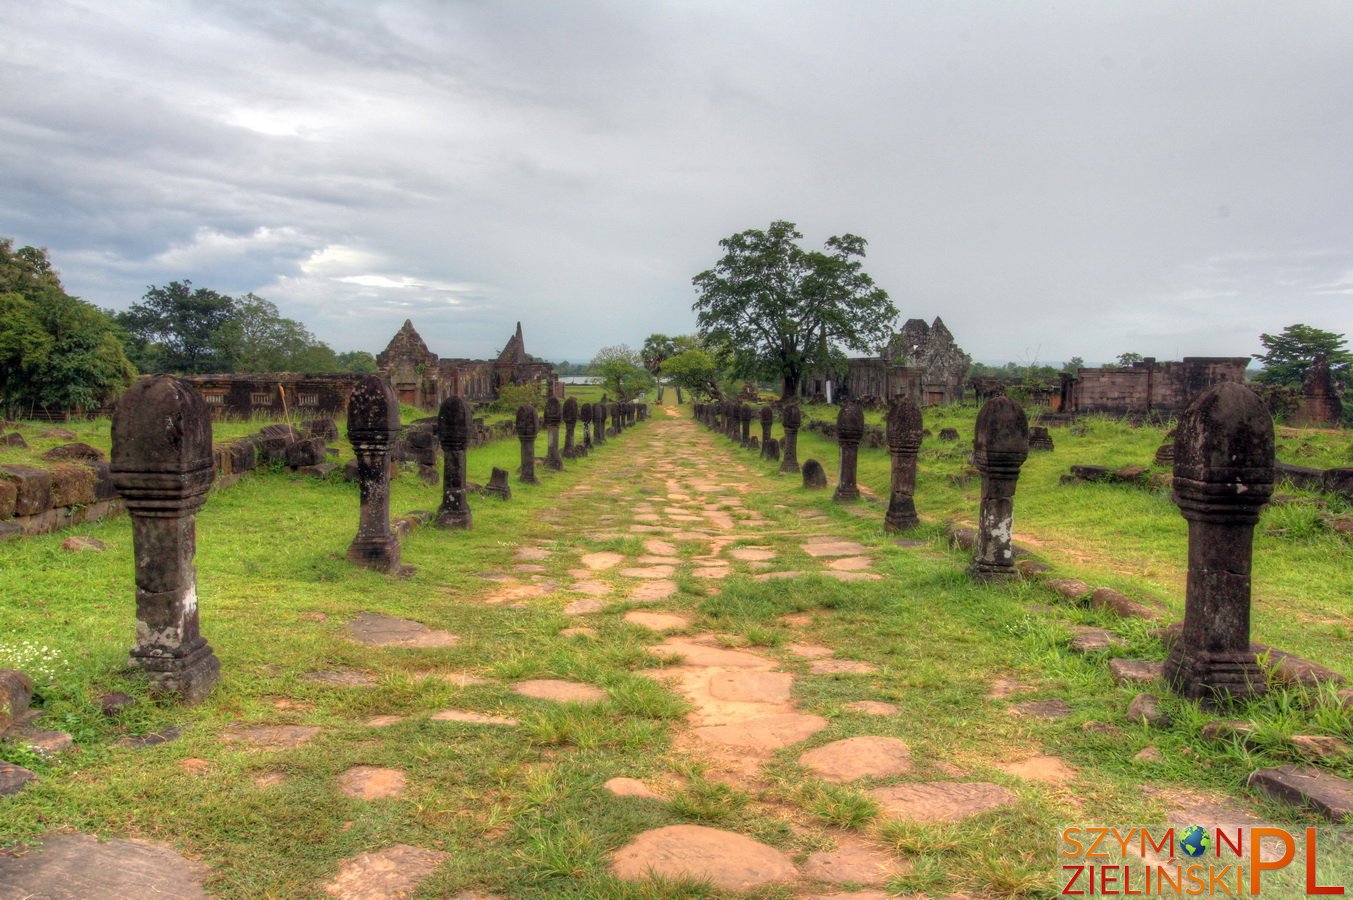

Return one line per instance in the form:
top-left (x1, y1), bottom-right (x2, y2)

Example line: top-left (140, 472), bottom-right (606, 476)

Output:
top-left (560, 376), bottom-right (601, 385)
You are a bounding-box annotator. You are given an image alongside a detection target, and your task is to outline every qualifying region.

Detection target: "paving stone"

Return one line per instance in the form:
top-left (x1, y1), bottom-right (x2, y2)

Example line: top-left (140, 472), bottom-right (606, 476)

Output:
top-left (560, 626), bottom-right (597, 638)
top-left (569, 579), bottom-right (612, 597)
top-left (512, 679), bottom-right (607, 704)
top-left (1290, 735), bottom-right (1352, 762)
top-left (430, 710), bottom-right (518, 726)
top-left (619, 565), bottom-right (677, 579)
top-left (1068, 627), bottom-right (1124, 654)
top-left (304, 669), bottom-right (378, 687)
top-left (434, 671), bottom-right (492, 687)
top-left (338, 766), bottom-right (406, 800)
top-left (802, 541), bottom-right (871, 557)
top-left (845, 700), bottom-right (899, 716)
top-left (799, 736), bottom-right (913, 782)
top-left (822, 571), bottom-right (883, 582)
top-left (1126, 693), bottom-right (1171, 728)
top-left (482, 581), bottom-right (557, 604)
top-left (563, 598), bottom-right (605, 615)
top-left (515, 546), bottom-right (552, 561)
top-left (643, 540), bottom-right (679, 556)
top-left (1134, 746), bottom-right (1165, 764)
top-left (692, 566), bottom-right (731, 579)
top-left (869, 781), bottom-right (1018, 822)
top-left (0, 832), bottom-right (209, 899)
top-left (59, 535), bottom-right (106, 553)
top-left (222, 725), bottom-right (323, 749)
top-left (628, 579), bottom-right (678, 603)
top-left (693, 713), bottom-right (829, 752)
top-left (254, 771), bottom-right (287, 788)
top-left (826, 556), bottom-right (874, 571)
top-left (707, 670), bottom-right (794, 703)
top-left (1108, 659), bottom-right (1164, 684)
top-left (363, 715), bottom-right (405, 727)
top-left (14, 727), bottom-right (74, 754)
top-left (610, 824), bottom-right (796, 890)
top-left (1248, 766), bottom-right (1353, 822)
top-left (728, 547), bottom-right (776, 561)
top-left (512, 564), bottom-right (547, 574)
top-left (113, 726), bottom-right (183, 749)
top-left (987, 677), bottom-right (1028, 699)
top-left (580, 551), bottom-right (626, 570)
top-left (810, 659), bottom-right (878, 675)
top-left (787, 643), bottom-right (835, 659)
top-left (802, 840), bottom-right (907, 885)
top-left (753, 570), bottom-right (803, 580)
top-left (1011, 698), bottom-right (1071, 719)
top-left (604, 777), bottom-right (664, 800)
top-left (347, 612), bottom-right (459, 648)
top-left (623, 611), bottom-right (690, 632)
top-left (994, 755), bottom-right (1078, 784)
top-left (324, 844), bottom-right (450, 899)
top-left (650, 639), bottom-right (771, 669)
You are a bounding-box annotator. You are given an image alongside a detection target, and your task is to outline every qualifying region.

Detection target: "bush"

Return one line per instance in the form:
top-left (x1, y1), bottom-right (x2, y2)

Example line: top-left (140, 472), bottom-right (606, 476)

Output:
top-left (491, 380), bottom-right (547, 413)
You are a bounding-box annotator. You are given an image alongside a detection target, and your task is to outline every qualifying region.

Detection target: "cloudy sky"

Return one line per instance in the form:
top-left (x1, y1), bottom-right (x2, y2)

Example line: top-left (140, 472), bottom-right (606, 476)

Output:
top-left (3, 1), bottom-right (1351, 365)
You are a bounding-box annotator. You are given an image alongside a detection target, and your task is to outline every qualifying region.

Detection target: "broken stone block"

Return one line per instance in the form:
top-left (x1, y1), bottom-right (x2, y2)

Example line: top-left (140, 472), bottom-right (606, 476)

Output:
top-left (60, 535), bottom-right (106, 553)
top-left (1, 432), bottom-right (28, 448)
top-left (0, 480), bottom-right (16, 518)
top-left (1126, 693), bottom-right (1171, 728)
top-left (49, 465), bottom-right (94, 506)
top-left (1248, 766), bottom-right (1353, 822)
top-left (802, 459), bottom-right (828, 489)
top-left (1091, 587), bottom-right (1163, 620)
top-left (0, 761), bottom-right (37, 796)
top-left (1108, 659), bottom-right (1163, 685)
top-left (0, 465), bottom-right (53, 516)
top-left (485, 466), bottom-right (511, 500)
top-left (1068, 627), bottom-right (1124, 654)
top-left (1290, 735), bottom-right (1352, 762)
top-left (42, 442), bottom-right (105, 462)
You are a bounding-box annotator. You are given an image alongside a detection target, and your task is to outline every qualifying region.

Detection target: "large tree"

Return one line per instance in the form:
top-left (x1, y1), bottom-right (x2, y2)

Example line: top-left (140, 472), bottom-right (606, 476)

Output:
top-left (0, 238), bottom-right (136, 415)
top-left (590, 344), bottom-right (655, 401)
top-left (1252, 324), bottom-right (1351, 390)
top-left (692, 220), bottom-right (897, 399)
top-left (117, 279), bottom-right (237, 373)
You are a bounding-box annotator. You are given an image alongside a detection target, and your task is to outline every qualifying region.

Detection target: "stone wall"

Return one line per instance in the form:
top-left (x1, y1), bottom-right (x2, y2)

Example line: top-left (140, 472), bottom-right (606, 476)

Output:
top-left (1059, 357), bottom-right (1249, 417)
top-left (178, 374), bottom-right (363, 421)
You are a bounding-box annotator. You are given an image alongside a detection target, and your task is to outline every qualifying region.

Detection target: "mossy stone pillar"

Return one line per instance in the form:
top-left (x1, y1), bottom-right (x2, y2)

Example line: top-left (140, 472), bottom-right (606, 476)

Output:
top-left (436, 394), bottom-right (472, 529)
top-left (970, 395), bottom-right (1029, 582)
top-left (779, 403), bottom-right (802, 474)
top-left (345, 375), bottom-right (402, 572)
top-left (562, 397), bottom-right (579, 458)
top-left (833, 400), bottom-right (864, 502)
top-left (516, 405), bottom-right (540, 484)
top-left (544, 396), bottom-right (564, 471)
top-left (884, 397), bottom-right (924, 532)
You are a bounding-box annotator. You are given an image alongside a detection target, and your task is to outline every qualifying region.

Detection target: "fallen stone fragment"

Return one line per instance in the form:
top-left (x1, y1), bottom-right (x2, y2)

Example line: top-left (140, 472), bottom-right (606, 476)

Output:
top-left (1290, 735), bottom-right (1352, 762)
top-left (1248, 766), bottom-right (1353, 822)
top-left (1068, 627), bottom-right (1124, 654)
top-left (1108, 659), bottom-right (1163, 685)
top-left (0, 761), bottom-right (37, 796)
top-left (1126, 693), bottom-right (1171, 728)
top-left (610, 825), bottom-right (796, 891)
top-left (1046, 579), bottom-right (1092, 602)
top-left (324, 844), bottom-right (450, 899)
top-left (1011, 698), bottom-right (1071, 719)
top-left (1134, 746), bottom-right (1165, 764)
top-left (59, 535), bottom-right (107, 553)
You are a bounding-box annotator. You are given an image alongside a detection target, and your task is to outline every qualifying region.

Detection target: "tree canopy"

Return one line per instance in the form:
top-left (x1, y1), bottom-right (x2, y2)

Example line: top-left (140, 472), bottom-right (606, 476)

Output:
top-left (692, 220), bottom-right (897, 399)
top-left (1252, 324), bottom-right (1351, 389)
top-left (590, 344), bottom-right (655, 401)
top-left (0, 238), bottom-right (136, 416)
top-left (660, 348), bottom-right (724, 401)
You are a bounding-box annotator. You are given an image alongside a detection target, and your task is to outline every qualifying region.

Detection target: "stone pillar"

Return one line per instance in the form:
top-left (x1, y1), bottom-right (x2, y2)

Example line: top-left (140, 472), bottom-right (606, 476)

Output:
top-left (969, 395), bottom-right (1029, 582)
top-left (780, 404), bottom-right (802, 474)
top-left (833, 400), bottom-right (864, 502)
top-left (544, 396), bottom-right (564, 471)
top-left (580, 402), bottom-right (593, 451)
top-left (884, 397), bottom-right (923, 532)
top-left (516, 405), bottom-right (540, 484)
top-left (759, 407), bottom-right (774, 458)
top-left (1164, 382), bottom-right (1274, 705)
top-left (345, 375), bottom-right (402, 573)
top-left (611, 402), bottom-right (622, 435)
top-left (110, 375), bottom-right (221, 704)
top-left (436, 395), bottom-right (472, 529)
top-left (593, 400), bottom-right (607, 445)
top-left (739, 404), bottom-right (753, 448)
top-left (562, 397), bottom-right (579, 458)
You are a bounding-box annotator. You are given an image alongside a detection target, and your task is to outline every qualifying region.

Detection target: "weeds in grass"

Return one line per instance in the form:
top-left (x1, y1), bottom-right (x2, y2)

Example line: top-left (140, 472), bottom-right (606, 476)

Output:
top-left (797, 781), bottom-right (879, 829)
top-left (668, 777), bottom-right (748, 824)
top-left (513, 820), bottom-right (601, 881)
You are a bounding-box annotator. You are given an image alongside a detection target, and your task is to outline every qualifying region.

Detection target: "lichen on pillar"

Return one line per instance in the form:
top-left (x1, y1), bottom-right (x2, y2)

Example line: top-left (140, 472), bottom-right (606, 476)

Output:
top-left (969, 395), bottom-right (1029, 582)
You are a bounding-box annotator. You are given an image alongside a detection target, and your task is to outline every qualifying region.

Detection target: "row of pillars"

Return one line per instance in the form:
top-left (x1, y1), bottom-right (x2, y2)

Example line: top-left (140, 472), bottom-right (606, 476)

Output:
top-left (107, 374), bottom-right (648, 705)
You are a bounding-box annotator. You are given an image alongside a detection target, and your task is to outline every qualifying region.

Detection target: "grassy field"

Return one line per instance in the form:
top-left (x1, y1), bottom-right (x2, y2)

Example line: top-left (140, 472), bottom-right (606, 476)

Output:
top-left (0, 396), bottom-right (1349, 898)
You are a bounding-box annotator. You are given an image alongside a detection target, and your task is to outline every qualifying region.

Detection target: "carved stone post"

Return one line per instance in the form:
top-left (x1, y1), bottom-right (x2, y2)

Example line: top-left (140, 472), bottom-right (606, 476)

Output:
top-left (833, 400), bottom-right (864, 502)
top-left (885, 397), bottom-right (924, 532)
top-left (544, 396), bottom-right (564, 471)
top-left (345, 375), bottom-right (402, 572)
top-left (436, 395), bottom-right (472, 529)
top-left (969, 395), bottom-right (1029, 581)
top-left (759, 407), bottom-right (774, 458)
top-left (110, 375), bottom-right (221, 704)
top-left (611, 402), bottom-right (622, 435)
top-left (516, 405), bottom-right (540, 484)
top-left (580, 402), bottom-right (593, 451)
top-left (562, 397), bottom-right (579, 458)
top-left (1164, 382), bottom-right (1274, 705)
top-left (780, 404), bottom-right (802, 474)
top-left (593, 400), bottom-right (607, 445)
top-left (739, 404), bottom-right (752, 448)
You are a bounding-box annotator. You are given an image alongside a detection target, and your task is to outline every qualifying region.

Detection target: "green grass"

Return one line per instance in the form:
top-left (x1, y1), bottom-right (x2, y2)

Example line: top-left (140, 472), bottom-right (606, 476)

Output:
top-left (0, 397), bottom-right (1350, 898)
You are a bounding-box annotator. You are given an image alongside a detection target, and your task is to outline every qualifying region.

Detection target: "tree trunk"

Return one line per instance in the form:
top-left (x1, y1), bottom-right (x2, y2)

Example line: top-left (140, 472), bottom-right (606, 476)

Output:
top-left (782, 372), bottom-right (801, 402)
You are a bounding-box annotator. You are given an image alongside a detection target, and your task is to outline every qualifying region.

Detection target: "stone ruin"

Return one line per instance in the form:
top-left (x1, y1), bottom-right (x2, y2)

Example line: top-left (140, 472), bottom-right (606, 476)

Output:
top-left (435, 395), bottom-right (472, 529)
top-left (562, 397), bottom-right (581, 458)
top-left (1164, 382), bottom-right (1274, 705)
top-left (109, 375), bottom-right (223, 704)
top-left (884, 397), bottom-right (923, 532)
top-left (1028, 426), bottom-right (1054, 452)
top-left (515, 405), bottom-right (540, 485)
top-left (802, 459), bottom-right (828, 490)
top-left (969, 395), bottom-right (1029, 582)
top-left (1291, 354), bottom-right (1343, 427)
top-left (485, 466), bottom-right (512, 501)
top-left (544, 396), bottom-right (564, 472)
top-left (345, 375), bottom-right (402, 574)
top-left (779, 404), bottom-right (802, 475)
top-left (832, 400), bottom-right (864, 502)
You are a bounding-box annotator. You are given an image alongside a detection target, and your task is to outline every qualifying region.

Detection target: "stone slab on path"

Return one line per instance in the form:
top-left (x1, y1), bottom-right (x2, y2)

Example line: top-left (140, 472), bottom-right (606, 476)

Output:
top-left (802, 540), bottom-right (872, 558)
top-left (0, 761), bottom-right (38, 796)
top-left (604, 777), bottom-right (664, 800)
top-left (610, 824), bottom-right (796, 891)
top-left (431, 710), bottom-right (518, 726)
top-left (347, 612), bottom-right (459, 648)
top-left (580, 551), bottom-right (625, 570)
top-left (995, 755), bottom-right (1078, 784)
top-left (845, 701), bottom-right (899, 716)
top-left (623, 611), bottom-right (691, 632)
top-left (324, 844), bottom-right (450, 899)
top-left (869, 782), bottom-right (1018, 822)
top-left (222, 725), bottom-right (323, 749)
top-left (0, 832), bottom-right (209, 899)
top-left (799, 736), bottom-right (913, 783)
top-left (810, 659), bottom-right (879, 675)
top-left (802, 839), bottom-right (908, 885)
top-left (512, 679), bottom-right (607, 704)
top-left (338, 766), bottom-right (407, 800)
top-left (629, 579), bottom-right (678, 602)
top-left (650, 638), bottom-right (773, 669)
top-left (693, 713), bottom-right (829, 752)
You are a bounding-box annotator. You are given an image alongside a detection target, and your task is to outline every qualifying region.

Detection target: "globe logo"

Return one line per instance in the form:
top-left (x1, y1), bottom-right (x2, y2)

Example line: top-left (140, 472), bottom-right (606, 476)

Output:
top-left (1179, 825), bottom-right (1212, 858)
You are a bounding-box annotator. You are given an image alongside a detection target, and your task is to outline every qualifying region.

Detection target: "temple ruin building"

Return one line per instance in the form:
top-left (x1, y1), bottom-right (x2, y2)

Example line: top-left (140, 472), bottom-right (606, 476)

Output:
top-left (818, 317), bottom-right (971, 406)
